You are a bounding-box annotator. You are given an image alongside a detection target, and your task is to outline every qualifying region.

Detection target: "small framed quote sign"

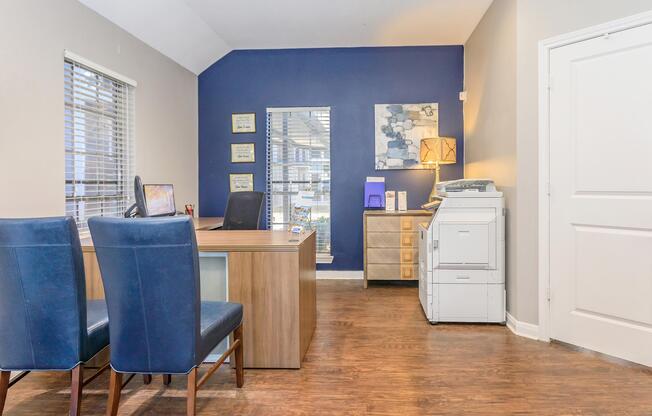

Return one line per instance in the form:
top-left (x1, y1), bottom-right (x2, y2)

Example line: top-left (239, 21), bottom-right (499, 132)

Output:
top-left (229, 173), bottom-right (254, 192)
top-left (231, 113), bottom-right (256, 133)
top-left (231, 143), bottom-right (255, 163)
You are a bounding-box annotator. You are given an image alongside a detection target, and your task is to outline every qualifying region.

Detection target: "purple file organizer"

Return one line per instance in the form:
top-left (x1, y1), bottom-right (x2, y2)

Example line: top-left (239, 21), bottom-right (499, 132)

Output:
top-left (364, 181), bottom-right (385, 209)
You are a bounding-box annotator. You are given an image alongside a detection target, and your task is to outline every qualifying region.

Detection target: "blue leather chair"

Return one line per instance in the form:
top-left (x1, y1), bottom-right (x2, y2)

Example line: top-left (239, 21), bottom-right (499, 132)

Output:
top-left (0, 217), bottom-right (110, 416)
top-left (88, 216), bottom-right (244, 416)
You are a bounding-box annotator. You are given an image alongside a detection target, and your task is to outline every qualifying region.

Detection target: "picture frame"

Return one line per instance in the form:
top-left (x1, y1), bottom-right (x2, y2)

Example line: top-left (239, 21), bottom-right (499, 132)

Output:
top-left (231, 113), bottom-right (256, 133)
top-left (229, 173), bottom-right (254, 192)
top-left (374, 103), bottom-right (439, 170)
top-left (231, 143), bottom-right (255, 163)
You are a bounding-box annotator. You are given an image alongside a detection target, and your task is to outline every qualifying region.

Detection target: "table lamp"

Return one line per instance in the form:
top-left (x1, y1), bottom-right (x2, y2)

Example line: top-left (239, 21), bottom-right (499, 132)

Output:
top-left (420, 137), bottom-right (457, 201)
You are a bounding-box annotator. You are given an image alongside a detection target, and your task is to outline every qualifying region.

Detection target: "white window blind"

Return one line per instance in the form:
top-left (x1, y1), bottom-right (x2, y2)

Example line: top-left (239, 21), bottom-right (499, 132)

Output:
top-left (64, 56), bottom-right (134, 235)
top-left (266, 107), bottom-right (332, 261)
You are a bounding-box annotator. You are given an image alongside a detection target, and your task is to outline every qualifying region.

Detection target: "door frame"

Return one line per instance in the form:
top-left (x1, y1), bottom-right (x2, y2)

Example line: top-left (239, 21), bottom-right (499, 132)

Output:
top-left (537, 10), bottom-right (652, 342)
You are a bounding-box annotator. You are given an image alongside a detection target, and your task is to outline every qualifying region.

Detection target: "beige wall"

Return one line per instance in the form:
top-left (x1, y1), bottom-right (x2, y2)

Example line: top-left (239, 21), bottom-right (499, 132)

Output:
top-left (0, 0), bottom-right (198, 218)
top-left (464, 0), bottom-right (518, 314)
top-left (515, 0), bottom-right (652, 324)
top-left (466, 0), bottom-right (652, 325)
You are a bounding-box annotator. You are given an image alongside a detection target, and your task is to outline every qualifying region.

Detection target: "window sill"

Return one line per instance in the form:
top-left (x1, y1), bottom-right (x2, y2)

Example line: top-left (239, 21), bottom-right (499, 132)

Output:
top-left (316, 254), bottom-right (334, 264)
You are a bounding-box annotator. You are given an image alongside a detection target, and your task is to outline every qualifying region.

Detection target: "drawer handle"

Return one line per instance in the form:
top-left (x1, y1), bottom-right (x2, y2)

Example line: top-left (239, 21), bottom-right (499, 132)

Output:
top-left (456, 275), bottom-right (471, 280)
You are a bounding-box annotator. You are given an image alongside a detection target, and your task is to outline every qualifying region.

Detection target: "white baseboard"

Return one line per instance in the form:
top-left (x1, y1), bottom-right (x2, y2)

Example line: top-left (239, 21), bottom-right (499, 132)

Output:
top-left (316, 270), bottom-right (363, 280)
top-left (506, 312), bottom-right (540, 341)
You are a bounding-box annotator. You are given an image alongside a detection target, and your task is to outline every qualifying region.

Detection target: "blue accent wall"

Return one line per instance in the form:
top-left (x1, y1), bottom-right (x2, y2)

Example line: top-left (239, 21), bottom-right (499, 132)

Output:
top-left (198, 46), bottom-right (464, 270)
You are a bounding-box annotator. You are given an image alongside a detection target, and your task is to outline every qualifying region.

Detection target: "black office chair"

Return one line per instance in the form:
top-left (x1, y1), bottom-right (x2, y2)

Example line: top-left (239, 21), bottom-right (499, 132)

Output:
top-left (221, 192), bottom-right (265, 230)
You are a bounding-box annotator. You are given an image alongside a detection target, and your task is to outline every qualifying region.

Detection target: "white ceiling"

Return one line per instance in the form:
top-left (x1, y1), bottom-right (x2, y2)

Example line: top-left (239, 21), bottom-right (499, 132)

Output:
top-left (79, 0), bottom-right (493, 75)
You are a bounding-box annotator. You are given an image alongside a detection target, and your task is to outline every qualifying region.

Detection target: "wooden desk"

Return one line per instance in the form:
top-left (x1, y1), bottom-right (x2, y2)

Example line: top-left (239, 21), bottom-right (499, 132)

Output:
top-left (81, 219), bottom-right (316, 369)
top-left (192, 216), bottom-right (223, 230)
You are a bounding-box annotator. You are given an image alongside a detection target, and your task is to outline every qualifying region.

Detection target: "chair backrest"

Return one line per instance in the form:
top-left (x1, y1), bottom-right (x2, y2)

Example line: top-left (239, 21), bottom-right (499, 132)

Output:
top-left (0, 217), bottom-right (87, 370)
top-left (88, 216), bottom-right (201, 373)
top-left (222, 191), bottom-right (264, 230)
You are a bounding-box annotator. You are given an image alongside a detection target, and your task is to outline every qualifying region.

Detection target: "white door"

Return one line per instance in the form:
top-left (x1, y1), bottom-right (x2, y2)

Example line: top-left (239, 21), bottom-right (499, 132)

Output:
top-left (549, 23), bottom-right (652, 367)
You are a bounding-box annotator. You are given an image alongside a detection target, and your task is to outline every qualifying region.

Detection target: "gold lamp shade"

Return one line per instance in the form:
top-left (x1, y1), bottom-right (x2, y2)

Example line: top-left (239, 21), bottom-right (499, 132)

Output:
top-left (420, 137), bottom-right (456, 202)
top-left (420, 137), bottom-right (457, 165)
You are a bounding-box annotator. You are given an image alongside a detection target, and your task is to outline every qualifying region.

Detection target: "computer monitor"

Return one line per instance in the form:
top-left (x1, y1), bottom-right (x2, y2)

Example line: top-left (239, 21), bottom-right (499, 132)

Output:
top-left (143, 184), bottom-right (176, 217)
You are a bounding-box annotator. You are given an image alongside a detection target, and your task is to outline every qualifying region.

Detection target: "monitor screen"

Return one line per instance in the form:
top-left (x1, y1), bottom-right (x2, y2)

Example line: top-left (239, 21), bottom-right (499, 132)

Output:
top-left (143, 184), bottom-right (176, 216)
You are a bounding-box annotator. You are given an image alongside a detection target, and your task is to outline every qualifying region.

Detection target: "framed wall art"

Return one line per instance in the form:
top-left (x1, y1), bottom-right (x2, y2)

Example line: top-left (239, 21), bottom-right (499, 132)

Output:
top-left (232, 113), bottom-right (256, 133)
top-left (374, 103), bottom-right (439, 170)
top-left (229, 173), bottom-right (254, 192)
top-left (231, 143), bottom-right (255, 163)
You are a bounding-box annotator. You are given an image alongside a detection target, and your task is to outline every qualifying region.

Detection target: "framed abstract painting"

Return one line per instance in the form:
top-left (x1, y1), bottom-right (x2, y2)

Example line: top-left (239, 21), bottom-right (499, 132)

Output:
top-left (374, 103), bottom-right (439, 170)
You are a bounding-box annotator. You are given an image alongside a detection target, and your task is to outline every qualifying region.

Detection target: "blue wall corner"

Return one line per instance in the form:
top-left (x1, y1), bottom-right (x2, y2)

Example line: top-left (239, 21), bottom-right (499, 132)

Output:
top-left (198, 46), bottom-right (464, 270)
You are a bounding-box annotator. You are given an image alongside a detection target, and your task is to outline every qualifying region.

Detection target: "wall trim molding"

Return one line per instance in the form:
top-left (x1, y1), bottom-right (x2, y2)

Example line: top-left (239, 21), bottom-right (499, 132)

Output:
top-left (64, 50), bottom-right (138, 87)
top-left (506, 312), bottom-right (540, 341)
top-left (316, 270), bottom-right (363, 280)
top-left (537, 9), bottom-right (652, 343)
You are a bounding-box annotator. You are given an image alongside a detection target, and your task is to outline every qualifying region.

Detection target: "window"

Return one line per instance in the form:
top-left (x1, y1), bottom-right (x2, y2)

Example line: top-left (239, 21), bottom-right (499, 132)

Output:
top-left (64, 53), bottom-right (135, 235)
top-left (266, 107), bottom-right (332, 262)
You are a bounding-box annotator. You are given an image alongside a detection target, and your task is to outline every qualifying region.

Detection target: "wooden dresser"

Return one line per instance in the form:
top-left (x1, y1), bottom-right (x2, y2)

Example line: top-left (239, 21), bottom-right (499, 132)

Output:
top-left (363, 210), bottom-right (432, 288)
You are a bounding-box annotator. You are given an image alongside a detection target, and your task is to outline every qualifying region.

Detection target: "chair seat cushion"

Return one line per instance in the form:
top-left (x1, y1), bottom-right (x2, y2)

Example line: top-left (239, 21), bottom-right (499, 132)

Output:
top-left (84, 300), bottom-right (110, 361)
top-left (199, 301), bottom-right (243, 362)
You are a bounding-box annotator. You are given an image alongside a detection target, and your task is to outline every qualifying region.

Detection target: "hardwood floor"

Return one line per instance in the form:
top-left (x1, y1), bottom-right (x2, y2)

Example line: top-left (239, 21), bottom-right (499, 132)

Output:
top-left (4, 280), bottom-right (652, 415)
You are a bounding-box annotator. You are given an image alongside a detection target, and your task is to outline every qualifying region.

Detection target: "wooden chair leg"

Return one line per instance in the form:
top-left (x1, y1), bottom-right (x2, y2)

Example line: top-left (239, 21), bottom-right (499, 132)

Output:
top-left (143, 374), bottom-right (152, 384)
top-left (163, 374), bottom-right (171, 386)
top-left (234, 325), bottom-right (244, 388)
top-left (70, 364), bottom-right (83, 416)
top-left (106, 370), bottom-right (122, 416)
top-left (187, 368), bottom-right (197, 416)
top-left (0, 371), bottom-right (10, 415)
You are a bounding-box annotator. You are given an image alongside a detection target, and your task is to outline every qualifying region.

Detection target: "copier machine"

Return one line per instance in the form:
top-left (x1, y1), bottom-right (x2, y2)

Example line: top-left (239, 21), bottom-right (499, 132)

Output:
top-left (418, 179), bottom-right (505, 324)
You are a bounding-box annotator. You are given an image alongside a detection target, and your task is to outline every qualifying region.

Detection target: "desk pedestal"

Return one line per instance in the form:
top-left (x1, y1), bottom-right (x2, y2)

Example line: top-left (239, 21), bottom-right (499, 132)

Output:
top-left (82, 231), bottom-right (316, 369)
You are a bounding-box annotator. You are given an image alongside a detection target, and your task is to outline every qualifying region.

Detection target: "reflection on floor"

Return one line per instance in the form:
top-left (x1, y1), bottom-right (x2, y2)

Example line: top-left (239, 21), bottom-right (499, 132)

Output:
top-left (4, 280), bottom-right (652, 415)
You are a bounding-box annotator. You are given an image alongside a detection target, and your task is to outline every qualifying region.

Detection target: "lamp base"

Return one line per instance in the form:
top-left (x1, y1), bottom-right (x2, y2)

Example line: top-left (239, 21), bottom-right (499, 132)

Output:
top-left (428, 163), bottom-right (441, 202)
top-left (428, 188), bottom-right (438, 202)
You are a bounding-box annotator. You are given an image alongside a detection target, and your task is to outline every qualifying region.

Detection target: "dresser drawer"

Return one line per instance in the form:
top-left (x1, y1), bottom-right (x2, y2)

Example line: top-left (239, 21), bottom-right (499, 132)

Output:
top-left (400, 264), bottom-right (418, 280)
top-left (367, 248), bottom-right (418, 264)
top-left (399, 247), bottom-right (418, 263)
top-left (366, 216), bottom-right (400, 232)
top-left (399, 232), bottom-right (418, 248)
top-left (367, 232), bottom-right (418, 248)
top-left (399, 216), bottom-right (430, 232)
top-left (367, 264), bottom-right (418, 280)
